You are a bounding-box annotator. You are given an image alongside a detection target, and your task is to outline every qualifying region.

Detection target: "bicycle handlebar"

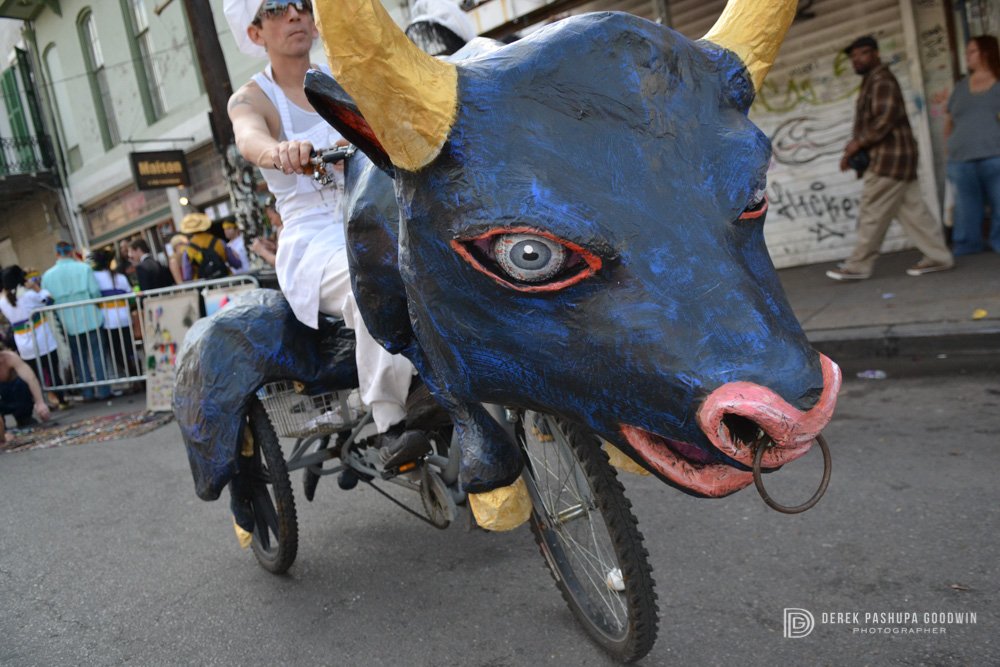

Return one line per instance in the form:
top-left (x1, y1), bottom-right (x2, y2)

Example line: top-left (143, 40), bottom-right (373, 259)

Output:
top-left (310, 145), bottom-right (355, 186)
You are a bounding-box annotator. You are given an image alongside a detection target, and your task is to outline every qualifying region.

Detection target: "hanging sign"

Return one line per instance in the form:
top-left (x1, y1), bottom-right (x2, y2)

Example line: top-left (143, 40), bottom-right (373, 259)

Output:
top-left (130, 150), bottom-right (191, 190)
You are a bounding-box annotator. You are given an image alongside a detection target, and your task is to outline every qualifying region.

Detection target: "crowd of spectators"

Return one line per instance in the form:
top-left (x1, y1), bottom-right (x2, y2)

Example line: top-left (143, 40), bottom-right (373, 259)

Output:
top-left (0, 208), bottom-right (270, 444)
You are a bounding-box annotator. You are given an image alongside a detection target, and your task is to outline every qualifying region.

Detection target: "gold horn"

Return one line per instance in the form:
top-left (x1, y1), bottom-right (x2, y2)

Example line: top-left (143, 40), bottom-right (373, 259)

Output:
top-left (314, 0), bottom-right (458, 171)
top-left (702, 0), bottom-right (797, 91)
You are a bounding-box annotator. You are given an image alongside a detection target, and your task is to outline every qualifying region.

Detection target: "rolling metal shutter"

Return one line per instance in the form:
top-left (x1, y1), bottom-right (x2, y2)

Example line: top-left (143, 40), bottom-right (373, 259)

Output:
top-left (572, 0), bottom-right (936, 268)
top-left (573, 0), bottom-right (656, 21)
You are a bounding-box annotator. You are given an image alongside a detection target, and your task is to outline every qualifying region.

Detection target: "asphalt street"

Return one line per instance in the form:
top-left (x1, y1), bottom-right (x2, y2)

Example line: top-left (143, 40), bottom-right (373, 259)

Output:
top-left (1, 356), bottom-right (997, 666)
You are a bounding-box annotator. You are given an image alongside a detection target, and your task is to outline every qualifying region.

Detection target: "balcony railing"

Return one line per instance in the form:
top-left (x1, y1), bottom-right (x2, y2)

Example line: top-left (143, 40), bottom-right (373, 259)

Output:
top-left (0, 134), bottom-right (55, 177)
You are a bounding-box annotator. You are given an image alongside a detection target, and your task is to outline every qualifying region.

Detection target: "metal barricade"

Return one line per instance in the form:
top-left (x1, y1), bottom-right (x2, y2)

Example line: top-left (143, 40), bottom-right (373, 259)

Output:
top-left (27, 275), bottom-right (260, 399)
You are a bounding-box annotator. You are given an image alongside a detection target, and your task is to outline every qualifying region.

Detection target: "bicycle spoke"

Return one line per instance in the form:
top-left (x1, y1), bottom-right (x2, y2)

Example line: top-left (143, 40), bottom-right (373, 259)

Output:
top-left (520, 411), bottom-right (658, 660)
top-left (522, 414), bottom-right (629, 632)
top-left (555, 520), bottom-right (627, 627)
top-left (251, 484), bottom-right (279, 544)
top-left (525, 421), bottom-right (585, 516)
top-left (252, 493), bottom-right (272, 551)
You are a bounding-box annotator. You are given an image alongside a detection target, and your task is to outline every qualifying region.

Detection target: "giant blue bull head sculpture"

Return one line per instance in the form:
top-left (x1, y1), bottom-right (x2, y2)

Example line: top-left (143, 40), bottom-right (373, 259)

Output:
top-left (306, 0), bottom-right (842, 497)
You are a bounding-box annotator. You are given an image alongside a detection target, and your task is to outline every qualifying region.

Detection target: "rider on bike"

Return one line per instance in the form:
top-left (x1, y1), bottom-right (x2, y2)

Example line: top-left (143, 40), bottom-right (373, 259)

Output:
top-left (224, 0), bottom-right (429, 467)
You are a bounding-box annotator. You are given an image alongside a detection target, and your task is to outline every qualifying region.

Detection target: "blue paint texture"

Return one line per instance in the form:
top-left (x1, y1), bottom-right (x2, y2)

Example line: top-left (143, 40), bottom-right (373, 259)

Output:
top-left (174, 289), bottom-right (357, 508)
top-left (302, 11), bottom-right (826, 496)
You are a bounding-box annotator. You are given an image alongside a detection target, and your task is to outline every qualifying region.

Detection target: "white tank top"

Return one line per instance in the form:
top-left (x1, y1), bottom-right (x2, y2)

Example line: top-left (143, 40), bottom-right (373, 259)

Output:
top-left (251, 64), bottom-right (347, 328)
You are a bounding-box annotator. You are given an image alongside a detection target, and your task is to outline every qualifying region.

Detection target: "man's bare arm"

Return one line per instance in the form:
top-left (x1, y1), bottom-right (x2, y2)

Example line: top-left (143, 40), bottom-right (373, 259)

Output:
top-left (229, 82), bottom-right (314, 174)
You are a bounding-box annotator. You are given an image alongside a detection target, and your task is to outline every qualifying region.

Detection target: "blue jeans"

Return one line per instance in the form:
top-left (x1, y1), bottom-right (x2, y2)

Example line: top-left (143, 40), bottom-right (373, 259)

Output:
top-left (68, 328), bottom-right (111, 400)
top-left (0, 377), bottom-right (34, 426)
top-left (947, 156), bottom-right (1000, 255)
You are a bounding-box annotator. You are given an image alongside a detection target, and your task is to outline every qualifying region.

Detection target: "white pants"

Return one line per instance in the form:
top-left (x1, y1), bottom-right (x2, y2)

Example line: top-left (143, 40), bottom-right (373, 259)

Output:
top-left (318, 249), bottom-right (414, 432)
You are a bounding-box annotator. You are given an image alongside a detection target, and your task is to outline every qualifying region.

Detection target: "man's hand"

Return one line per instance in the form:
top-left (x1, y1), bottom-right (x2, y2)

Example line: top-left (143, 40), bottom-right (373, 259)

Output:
top-left (251, 237), bottom-right (277, 254)
top-left (840, 139), bottom-right (863, 172)
top-left (260, 140), bottom-right (315, 175)
top-left (251, 237), bottom-right (278, 267)
top-left (34, 401), bottom-right (51, 421)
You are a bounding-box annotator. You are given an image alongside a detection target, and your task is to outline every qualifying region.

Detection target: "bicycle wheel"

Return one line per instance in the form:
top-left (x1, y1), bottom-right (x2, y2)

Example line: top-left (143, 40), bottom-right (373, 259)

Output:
top-left (518, 411), bottom-right (658, 663)
top-left (246, 397), bottom-right (298, 574)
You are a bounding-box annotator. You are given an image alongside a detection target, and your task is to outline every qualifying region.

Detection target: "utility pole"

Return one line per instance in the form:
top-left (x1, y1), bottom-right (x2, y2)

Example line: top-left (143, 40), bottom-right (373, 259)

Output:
top-left (180, 0), bottom-right (264, 239)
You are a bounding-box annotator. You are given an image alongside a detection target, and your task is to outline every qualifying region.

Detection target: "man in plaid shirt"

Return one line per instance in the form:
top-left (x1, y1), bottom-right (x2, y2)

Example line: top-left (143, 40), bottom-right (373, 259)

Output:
top-left (827, 35), bottom-right (954, 280)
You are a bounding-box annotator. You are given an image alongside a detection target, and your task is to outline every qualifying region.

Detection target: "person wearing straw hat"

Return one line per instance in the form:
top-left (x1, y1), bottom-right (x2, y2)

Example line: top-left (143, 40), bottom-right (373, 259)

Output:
top-left (178, 212), bottom-right (242, 281)
top-left (224, 0), bottom-right (430, 467)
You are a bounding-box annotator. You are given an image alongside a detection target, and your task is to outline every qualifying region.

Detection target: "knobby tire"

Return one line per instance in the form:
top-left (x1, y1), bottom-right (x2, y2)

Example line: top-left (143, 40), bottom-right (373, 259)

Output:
top-left (520, 413), bottom-right (658, 663)
top-left (247, 397), bottom-right (298, 574)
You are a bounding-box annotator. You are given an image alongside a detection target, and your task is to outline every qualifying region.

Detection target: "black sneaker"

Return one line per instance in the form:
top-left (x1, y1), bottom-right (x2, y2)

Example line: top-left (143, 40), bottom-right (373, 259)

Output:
top-left (378, 425), bottom-right (431, 468)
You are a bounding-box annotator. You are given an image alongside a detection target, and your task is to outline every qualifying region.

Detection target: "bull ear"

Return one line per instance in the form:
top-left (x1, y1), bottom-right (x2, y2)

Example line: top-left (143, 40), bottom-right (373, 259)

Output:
top-left (304, 69), bottom-right (394, 175)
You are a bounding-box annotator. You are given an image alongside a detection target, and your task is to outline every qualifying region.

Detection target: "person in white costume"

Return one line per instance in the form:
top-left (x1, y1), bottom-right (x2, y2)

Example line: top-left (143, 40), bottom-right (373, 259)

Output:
top-left (224, 0), bottom-right (429, 467)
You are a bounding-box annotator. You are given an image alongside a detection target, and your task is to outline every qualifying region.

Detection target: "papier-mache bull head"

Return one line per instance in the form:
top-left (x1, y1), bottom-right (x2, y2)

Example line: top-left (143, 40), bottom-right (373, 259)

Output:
top-left (305, 0), bottom-right (842, 497)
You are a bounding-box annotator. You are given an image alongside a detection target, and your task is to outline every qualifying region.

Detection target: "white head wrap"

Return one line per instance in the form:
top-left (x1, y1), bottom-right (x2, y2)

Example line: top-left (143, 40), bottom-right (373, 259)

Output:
top-left (407, 0), bottom-right (476, 44)
top-left (223, 0), bottom-right (268, 60)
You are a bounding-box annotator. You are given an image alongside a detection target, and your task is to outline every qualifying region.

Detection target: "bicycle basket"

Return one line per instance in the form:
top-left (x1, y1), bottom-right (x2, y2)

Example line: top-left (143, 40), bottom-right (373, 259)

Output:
top-left (256, 381), bottom-right (363, 438)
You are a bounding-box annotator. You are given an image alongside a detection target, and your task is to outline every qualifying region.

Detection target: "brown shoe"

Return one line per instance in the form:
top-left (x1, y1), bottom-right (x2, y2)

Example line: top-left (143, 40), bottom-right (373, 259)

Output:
top-left (826, 267), bottom-right (871, 281)
top-left (906, 260), bottom-right (953, 276)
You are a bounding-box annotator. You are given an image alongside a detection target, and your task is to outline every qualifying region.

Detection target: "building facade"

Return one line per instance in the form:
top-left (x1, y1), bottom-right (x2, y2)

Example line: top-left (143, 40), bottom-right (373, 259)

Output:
top-left (0, 18), bottom-right (67, 272)
top-left (0, 0), bottom-right (409, 260)
top-left (468, 0), bottom-right (986, 268)
top-left (0, 0), bottom-right (990, 269)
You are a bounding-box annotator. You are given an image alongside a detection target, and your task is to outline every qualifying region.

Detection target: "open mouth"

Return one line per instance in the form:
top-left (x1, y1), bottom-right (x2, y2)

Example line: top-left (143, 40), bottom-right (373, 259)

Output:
top-left (619, 355), bottom-right (842, 498)
top-left (620, 424), bottom-right (754, 497)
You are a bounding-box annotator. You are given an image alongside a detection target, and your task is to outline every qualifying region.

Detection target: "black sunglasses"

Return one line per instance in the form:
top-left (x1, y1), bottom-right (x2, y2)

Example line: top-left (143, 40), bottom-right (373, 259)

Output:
top-left (255, 0), bottom-right (312, 23)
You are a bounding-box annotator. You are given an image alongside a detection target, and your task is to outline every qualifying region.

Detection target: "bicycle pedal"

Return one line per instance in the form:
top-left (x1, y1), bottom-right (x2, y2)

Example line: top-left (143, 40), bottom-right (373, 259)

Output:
top-left (379, 459), bottom-right (420, 479)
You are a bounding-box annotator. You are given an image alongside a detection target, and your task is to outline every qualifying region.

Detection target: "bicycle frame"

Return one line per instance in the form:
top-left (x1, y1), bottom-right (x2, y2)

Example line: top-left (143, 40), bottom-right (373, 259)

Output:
top-left (280, 403), bottom-right (465, 502)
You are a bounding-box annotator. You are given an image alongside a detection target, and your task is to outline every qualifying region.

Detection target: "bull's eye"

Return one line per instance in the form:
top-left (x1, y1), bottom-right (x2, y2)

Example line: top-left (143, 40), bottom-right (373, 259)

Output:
top-left (738, 186), bottom-right (768, 222)
top-left (451, 227), bottom-right (602, 293)
top-left (493, 234), bottom-right (566, 282)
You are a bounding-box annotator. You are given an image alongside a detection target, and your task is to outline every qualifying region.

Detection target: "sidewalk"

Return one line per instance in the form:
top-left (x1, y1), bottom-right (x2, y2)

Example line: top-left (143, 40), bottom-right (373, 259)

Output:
top-left (8, 250), bottom-right (996, 441)
top-left (780, 248), bottom-right (1000, 359)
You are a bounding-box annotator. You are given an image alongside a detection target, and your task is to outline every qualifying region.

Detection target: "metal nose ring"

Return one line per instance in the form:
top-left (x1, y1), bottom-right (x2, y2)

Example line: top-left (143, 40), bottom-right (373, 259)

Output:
top-left (752, 434), bottom-right (831, 514)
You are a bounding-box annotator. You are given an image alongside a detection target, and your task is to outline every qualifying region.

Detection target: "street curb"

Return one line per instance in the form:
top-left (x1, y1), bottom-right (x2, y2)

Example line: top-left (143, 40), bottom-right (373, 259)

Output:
top-left (806, 321), bottom-right (1000, 360)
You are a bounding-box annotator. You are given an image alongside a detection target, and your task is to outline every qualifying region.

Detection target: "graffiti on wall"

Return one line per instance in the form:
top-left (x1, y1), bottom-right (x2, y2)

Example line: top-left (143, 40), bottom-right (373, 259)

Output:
top-left (770, 115), bottom-right (853, 165)
top-left (768, 179), bottom-right (858, 243)
top-left (752, 51), bottom-right (859, 114)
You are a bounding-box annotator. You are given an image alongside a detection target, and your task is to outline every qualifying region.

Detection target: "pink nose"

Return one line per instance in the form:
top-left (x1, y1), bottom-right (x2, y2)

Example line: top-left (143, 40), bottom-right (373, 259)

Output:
top-left (695, 354), bottom-right (842, 469)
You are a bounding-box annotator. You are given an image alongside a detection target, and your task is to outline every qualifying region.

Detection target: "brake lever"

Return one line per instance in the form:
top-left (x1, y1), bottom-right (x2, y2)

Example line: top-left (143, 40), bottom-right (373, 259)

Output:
top-left (311, 145), bottom-right (356, 186)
